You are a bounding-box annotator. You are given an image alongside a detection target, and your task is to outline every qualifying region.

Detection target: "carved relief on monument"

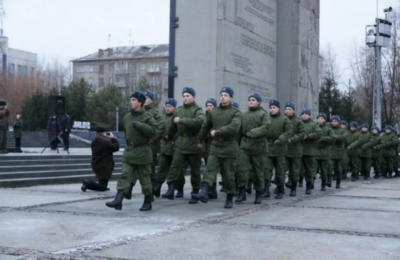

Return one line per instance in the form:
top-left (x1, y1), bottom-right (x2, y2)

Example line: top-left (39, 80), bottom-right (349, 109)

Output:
top-left (298, 6), bottom-right (319, 114)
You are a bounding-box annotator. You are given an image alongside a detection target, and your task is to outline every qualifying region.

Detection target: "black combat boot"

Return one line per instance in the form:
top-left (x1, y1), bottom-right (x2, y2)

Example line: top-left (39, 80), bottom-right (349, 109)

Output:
top-left (189, 189), bottom-right (199, 204)
top-left (305, 182), bottom-right (312, 195)
top-left (321, 180), bottom-right (326, 191)
top-left (395, 172), bottom-right (400, 177)
top-left (275, 186), bottom-right (284, 199)
top-left (81, 179), bottom-right (91, 192)
top-left (234, 185), bottom-right (239, 196)
top-left (175, 186), bottom-right (184, 198)
top-left (290, 182), bottom-right (297, 196)
top-left (311, 177), bottom-right (315, 189)
top-left (161, 183), bottom-right (175, 200)
top-left (387, 172), bottom-right (393, 178)
top-left (235, 187), bottom-right (246, 203)
top-left (342, 170), bottom-right (347, 179)
top-left (246, 179), bottom-right (253, 194)
top-left (124, 183), bottom-right (134, 200)
top-left (139, 195), bottom-right (152, 211)
top-left (298, 177), bottom-right (304, 187)
top-left (351, 173), bottom-right (357, 182)
top-left (326, 176), bottom-right (332, 187)
top-left (336, 179), bottom-right (341, 189)
top-left (374, 172), bottom-right (380, 179)
top-left (274, 187), bottom-right (278, 194)
top-left (254, 190), bottom-right (262, 204)
top-left (192, 184), bottom-right (209, 203)
top-left (224, 194), bottom-right (233, 208)
top-left (153, 182), bottom-right (162, 198)
top-left (208, 183), bottom-right (218, 199)
top-left (260, 181), bottom-right (270, 199)
top-left (285, 180), bottom-right (292, 188)
top-left (106, 191), bottom-right (124, 210)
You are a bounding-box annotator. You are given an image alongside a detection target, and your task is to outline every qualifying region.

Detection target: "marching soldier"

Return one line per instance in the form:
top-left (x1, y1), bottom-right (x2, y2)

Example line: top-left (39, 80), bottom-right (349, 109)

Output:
top-left (143, 91), bottom-right (164, 186)
top-left (315, 113), bottom-right (334, 191)
top-left (370, 126), bottom-right (382, 179)
top-left (192, 87), bottom-right (241, 208)
top-left (265, 100), bottom-right (292, 199)
top-left (374, 125), bottom-right (398, 178)
top-left (358, 123), bottom-right (374, 180)
top-left (161, 87), bottom-right (204, 203)
top-left (347, 121), bottom-right (362, 182)
top-left (340, 120), bottom-right (350, 179)
top-left (284, 102), bottom-right (305, 196)
top-left (106, 91), bottom-right (158, 211)
top-left (236, 93), bottom-right (269, 204)
top-left (330, 116), bottom-right (348, 188)
top-left (300, 109), bottom-right (321, 195)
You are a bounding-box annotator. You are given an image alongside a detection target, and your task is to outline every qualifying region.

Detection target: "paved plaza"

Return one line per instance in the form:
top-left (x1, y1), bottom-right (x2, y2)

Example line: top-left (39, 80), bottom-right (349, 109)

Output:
top-left (0, 150), bottom-right (399, 259)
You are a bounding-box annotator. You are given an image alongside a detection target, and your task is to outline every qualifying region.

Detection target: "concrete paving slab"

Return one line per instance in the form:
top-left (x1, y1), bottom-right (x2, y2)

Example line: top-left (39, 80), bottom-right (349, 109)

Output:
top-left (0, 189), bottom-right (109, 208)
top-left (224, 207), bottom-right (400, 235)
top-left (16, 182), bottom-right (120, 194)
top-left (0, 255), bottom-right (24, 260)
top-left (37, 196), bottom-right (257, 222)
top-left (0, 211), bottom-right (177, 252)
top-left (359, 181), bottom-right (400, 190)
top-left (295, 196), bottom-right (400, 212)
top-left (334, 188), bottom-right (400, 199)
top-left (88, 225), bottom-right (400, 260)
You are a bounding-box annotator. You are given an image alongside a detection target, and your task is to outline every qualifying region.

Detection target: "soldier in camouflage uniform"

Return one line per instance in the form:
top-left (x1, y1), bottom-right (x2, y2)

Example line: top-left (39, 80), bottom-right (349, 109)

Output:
top-left (374, 125), bottom-right (399, 178)
top-left (330, 116), bottom-right (348, 188)
top-left (161, 87), bottom-right (205, 203)
top-left (315, 113), bottom-right (334, 191)
top-left (340, 120), bottom-right (350, 179)
top-left (369, 126), bottom-right (382, 179)
top-left (300, 109), bottom-right (321, 195)
top-left (265, 100), bottom-right (292, 199)
top-left (235, 93), bottom-right (269, 204)
top-left (346, 121), bottom-right (362, 182)
top-left (358, 123), bottom-right (374, 180)
top-left (143, 91), bottom-right (163, 185)
top-left (284, 102), bottom-right (305, 196)
top-left (193, 87), bottom-right (241, 208)
top-left (106, 91), bottom-right (158, 211)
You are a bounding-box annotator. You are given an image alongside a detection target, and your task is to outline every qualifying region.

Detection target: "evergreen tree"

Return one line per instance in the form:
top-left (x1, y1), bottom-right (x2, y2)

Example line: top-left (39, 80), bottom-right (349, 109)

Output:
top-left (88, 85), bottom-right (125, 130)
top-left (21, 90), bottom-right (49, 131)
top-left (319, 76), bottom-right (342, 120)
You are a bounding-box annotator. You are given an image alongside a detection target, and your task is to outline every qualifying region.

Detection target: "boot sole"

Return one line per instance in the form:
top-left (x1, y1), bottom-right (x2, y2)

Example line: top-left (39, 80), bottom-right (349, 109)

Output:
top-left (140, 207), bottom-right (152, 211)
top-left (105, 203), bottom-right (122, 210)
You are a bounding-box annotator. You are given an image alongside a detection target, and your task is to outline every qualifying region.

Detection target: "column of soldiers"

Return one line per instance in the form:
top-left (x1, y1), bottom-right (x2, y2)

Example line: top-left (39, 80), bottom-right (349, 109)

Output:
top-left (105, 88), bottom-right (400, 212)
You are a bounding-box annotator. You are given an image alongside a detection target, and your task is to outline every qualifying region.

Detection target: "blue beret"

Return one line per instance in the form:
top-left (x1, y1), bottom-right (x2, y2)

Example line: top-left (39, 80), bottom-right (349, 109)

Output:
top-left (360, 123), bottom-right (369, 129)
top-left (350, 121), bottom-right (359, 128)
top-left (130, 91), bottom-right (146, 105)
top-left (331, 115), bottom-right (340, 122)
top-left (0, 99), bottom-right (6, 106)
top-left (385, 124), bottom-right (393, 130)
top-left (269, 99), bottom-right (280, 108)
top-left (182, 87), bottom-right (196, 97)
top-left (340, 120), bottom-right (348, 127)
top-left (317, 113), bottom-right (327, 120)
top-left (371, 126), bottom-right (380, 132)
top-left (233, 102), bottom-right (239, 109)
top-left (144, 90), bottom-right (154, 100)
top-left (248, 92), bottom-right (262, 102)
top-left (285, 102), bottom-right (296, 110)
top-left (301, 108), bottom-right (311, 116)
top-left (220, 86), bottom-right (234, 97)
top-left (165, 98), bottom-right (177, 107)
top-left (205, 98), bottom-right (217, 108)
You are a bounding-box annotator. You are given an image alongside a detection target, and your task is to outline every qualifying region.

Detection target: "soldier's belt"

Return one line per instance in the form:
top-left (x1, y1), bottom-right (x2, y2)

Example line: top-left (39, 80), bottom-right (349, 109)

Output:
top-left (127, 142), bottom-right (149, 148)
top-left (215, 137), bottom-right (236, 142)
top-left (180, 133), bottom-right (197, 137)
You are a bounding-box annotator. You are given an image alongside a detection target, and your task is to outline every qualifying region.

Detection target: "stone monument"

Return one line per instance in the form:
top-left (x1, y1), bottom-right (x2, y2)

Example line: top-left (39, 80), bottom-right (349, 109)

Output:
top-left (171, 0), bottom-right (319, 113)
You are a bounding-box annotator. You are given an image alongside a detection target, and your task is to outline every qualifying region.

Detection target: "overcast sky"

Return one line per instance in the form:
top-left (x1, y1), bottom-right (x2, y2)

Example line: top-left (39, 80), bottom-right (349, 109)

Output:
top-left (3, 0), bottom-right (400, 88)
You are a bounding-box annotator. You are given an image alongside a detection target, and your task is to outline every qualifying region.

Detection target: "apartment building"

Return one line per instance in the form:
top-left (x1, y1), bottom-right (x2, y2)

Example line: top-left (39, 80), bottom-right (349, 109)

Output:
top-left (71, 44), bottom-right (169, 101)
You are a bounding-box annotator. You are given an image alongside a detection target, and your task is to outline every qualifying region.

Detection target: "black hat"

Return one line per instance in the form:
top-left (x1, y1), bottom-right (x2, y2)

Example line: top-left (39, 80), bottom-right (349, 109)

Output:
top-left (96, 126), bottom-right (108, 133)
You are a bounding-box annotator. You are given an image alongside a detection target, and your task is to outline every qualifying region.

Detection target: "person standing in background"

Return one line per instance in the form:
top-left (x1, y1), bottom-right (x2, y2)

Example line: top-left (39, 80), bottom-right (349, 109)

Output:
top-left (47, 115), bottom-right (60, 150)
top-left (60, 113), bottom-right (71, 151)
top-left (0, 99), bottom-right (9, 154)
top-left (13, 114), bottom-right (23, 152)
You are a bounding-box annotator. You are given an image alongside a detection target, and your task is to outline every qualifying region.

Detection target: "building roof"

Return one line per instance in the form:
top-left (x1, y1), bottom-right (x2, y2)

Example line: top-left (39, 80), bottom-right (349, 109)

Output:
top-left (72, 44), bottom-right (169, 62)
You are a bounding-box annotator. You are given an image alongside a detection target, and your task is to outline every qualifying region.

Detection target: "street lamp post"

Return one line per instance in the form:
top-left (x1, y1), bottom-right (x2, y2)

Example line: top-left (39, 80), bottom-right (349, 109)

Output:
top-left (365, 7), bottom-right (392, 129)
top-left (115, 106), bottom-right (119, 132)
top-left (328, 106), bottom-right (332, 121)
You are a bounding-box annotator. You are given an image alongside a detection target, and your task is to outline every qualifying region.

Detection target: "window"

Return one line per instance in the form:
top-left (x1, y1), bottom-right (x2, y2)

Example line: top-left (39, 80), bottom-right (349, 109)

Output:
top-left (109, 64), bottom-right (113, 72)
top-left (88, 77), bottom-right (94, 84)
top-left (77, 65), bottom-right (86, 73)
top-left (88, 65), bottom-right (94, 72)
top-left (140, 63), bottom-right (146, 70)
top-left (165, 62), bottom-right (169, 69)
top-left (99, 65), bottom-right (104, 74)
top-left (8, 63), bottom-right (15, 74)
top-left (109, 77), bottom-right (113, 84)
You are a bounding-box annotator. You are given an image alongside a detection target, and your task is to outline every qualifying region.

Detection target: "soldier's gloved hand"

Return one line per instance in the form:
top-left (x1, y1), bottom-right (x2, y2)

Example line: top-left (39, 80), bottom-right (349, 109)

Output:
top-left (132, 121), bottom-right (138, 128)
